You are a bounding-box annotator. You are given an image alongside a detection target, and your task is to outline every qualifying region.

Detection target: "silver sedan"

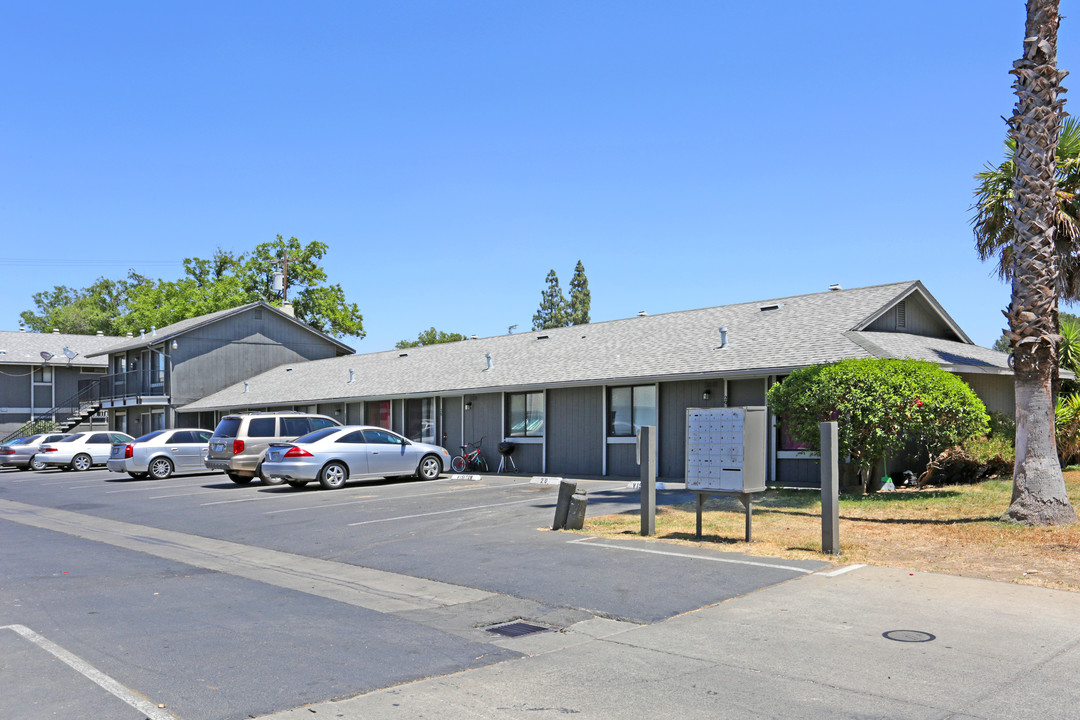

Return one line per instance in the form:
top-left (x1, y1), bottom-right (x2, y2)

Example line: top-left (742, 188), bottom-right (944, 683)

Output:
top-left (260, 425), bottom-right (452, 489)
top-left (107, 428), bottom-right (217, 479)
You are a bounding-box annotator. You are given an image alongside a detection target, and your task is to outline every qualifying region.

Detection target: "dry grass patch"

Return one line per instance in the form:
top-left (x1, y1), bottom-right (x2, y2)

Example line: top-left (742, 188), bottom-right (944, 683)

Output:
top-left (580, 471), bottom-right (1080, 592)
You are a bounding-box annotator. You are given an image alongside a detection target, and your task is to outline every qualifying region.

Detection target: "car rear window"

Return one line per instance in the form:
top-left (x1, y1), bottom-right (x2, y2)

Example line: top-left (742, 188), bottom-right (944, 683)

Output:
top-left (293, 428), bottom-right (341, 444)
top-left (247, 417), bottom-right (277, 438)
top-left (18, 435), bottom-right (42, 444)
top-left (44, 434), bottom-right (68, 442)
top-left (135, 431), bottom-right (165, 443)
top-left (280, 417), bottom-right (311, 437)
top-left (56, 434), bottom-right (85, 443)
top-left (213, 418), bottom-right (242, 438)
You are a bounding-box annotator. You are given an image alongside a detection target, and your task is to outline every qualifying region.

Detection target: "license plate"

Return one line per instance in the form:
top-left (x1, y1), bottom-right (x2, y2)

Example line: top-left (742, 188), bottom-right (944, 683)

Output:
top-left (268, 449), bottom-right (282, 461)
top-left (212, 442), bottom-right (225, 452)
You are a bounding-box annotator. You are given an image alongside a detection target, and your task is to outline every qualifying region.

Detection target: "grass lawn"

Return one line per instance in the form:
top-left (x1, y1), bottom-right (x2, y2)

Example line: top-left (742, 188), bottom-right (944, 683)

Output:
top-left (579, 470), bottom-right (1080, 592)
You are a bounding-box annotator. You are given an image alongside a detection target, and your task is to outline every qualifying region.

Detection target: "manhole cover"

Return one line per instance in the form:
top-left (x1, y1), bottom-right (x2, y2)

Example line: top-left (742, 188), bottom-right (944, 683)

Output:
top-left (882, 630), bottom-right (936, 643)
top-left (484, 621), bottom-right (553, 638)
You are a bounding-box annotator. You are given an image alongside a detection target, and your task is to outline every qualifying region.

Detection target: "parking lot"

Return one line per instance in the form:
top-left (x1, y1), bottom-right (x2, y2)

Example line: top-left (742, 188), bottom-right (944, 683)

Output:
top-left (0, 466), bottom-right (826, 719)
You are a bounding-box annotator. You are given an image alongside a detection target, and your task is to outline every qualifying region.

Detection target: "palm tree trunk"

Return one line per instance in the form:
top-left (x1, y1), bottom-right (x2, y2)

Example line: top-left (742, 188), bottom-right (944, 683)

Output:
top-left (1004, 0), bottom-right (1078, 525)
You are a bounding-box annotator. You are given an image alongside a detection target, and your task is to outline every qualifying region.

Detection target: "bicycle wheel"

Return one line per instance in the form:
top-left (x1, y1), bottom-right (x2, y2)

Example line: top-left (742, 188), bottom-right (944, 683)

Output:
top-left (451, 456), bottom-right (467, 473)
top-left (476, 455), bottom-right (489, 473)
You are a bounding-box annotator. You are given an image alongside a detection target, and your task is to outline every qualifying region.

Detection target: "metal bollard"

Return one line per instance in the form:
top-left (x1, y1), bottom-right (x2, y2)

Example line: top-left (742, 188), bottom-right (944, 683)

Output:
top-left (552, 480), bottom-right (578, 530)
top-left (565, 489), bottom-right (588, 530)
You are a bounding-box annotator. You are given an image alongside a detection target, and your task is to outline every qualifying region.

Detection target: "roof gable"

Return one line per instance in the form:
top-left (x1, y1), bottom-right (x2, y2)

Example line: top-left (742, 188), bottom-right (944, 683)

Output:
top-left (851, 281), bottom-right (971, 343)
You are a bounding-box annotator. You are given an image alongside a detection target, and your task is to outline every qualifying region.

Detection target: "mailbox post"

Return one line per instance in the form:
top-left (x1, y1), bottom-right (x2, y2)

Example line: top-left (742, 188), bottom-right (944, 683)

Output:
top-left (638, 425), bottom-right (657, 536)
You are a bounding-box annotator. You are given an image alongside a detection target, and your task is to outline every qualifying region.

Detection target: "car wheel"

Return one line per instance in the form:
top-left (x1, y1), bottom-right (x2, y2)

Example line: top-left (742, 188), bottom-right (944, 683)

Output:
top-left (128, 472), bottom-right (148, 479)
top-left (257, 462), bottom-right (285, 486)
top-left (417, 454), bottom-right (441, 480)
top-left (71, 454), bottom-right (92, 472)
top-left (227, 472), bottom-right (253, 485)
top-left (286, 480), bottom-right (309, 489)
top-left (149, 457), bottom-right (174, 480)
top-left (318, 462), bottom-right (348, 490)
top-left (29, 456), bottom-right (46, 471)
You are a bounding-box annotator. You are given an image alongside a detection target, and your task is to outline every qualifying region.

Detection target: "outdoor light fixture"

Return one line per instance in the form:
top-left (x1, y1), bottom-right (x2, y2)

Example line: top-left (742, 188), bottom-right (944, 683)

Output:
top-left (171, 340), bottom-right (178, 350)
top-left (465, 402), bottom-right (472, 411)
top-left (703, 389), bottom-right (711, 401)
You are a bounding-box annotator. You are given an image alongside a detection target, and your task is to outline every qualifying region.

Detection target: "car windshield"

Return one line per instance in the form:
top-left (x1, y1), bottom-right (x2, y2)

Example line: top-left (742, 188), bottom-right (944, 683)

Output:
top-left (55, 434), bottom-right (85, 443)
top-left (134, 431), bottom-right (165, 443)
top-left (293, 427), bottom-right (341, 444)
top-left (213, 418), bottom-right (243, 438)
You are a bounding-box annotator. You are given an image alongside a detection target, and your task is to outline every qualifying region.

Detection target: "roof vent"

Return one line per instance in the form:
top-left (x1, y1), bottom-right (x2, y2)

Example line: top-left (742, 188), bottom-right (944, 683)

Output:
top-left (537, 335), bottom-right (549, 340)
top-left (718, 327), bottom-right (728, 349)
top-left (285, 367), bottom-right (294, 372)
top-left (243, 381), bottom-right (249, 393)
top-left (829, 283), bottom-right (842, 292)
top-left (637, 311), bottom-right (648, 317)
top-left (399, 352), bottom-right (408, 358)
top-left (126, 332), bottom-right (133, 338)
top-left (759, 304), bottom-right (782, 311)
top-left (19, 324), bottom-right (25, 332)
top-left (471, 335), bottom-right (478, 340)
top-left (96, 330), bottom-right (104, 336)
top-left (485, 353), bottom-right (493, 370)
top-left (348, 368), bottom-right (355, 383)
top-left (150, 326), bottom-right (156, 337)
top-left (53, 328), bottom-right (60, 334)
top-left (896, 300), bottom-right (907, 329)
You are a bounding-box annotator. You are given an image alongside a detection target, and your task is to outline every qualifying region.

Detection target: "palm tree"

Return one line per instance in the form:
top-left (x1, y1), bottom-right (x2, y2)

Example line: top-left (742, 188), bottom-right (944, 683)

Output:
top-left (1002, 0), bottom-right (1077, 525)
top-left (974, 117), bottom-right (1080, 299)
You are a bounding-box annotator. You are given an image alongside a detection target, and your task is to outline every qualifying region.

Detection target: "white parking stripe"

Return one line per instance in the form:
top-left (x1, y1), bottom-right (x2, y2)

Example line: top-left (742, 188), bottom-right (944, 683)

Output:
top-left (818, 564), bottom-right (866, 577)
top-left (1, 624), bottom-right (174, 720)
top-left (347, 497), bottom-right (541, 526)
top-left (266, 481), bottom-right (535, 515)
top-left (567, 537), bottom-right (813, 573)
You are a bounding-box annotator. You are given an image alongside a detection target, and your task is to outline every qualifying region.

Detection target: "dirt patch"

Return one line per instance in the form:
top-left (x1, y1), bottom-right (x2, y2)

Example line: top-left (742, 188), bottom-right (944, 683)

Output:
top-left (580, 472), bottom-right (1080, 592)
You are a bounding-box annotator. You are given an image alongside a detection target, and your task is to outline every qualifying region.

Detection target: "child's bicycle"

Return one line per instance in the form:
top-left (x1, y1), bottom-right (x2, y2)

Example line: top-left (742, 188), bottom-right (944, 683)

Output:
top-left (451, 437), bottom-right (489, 473)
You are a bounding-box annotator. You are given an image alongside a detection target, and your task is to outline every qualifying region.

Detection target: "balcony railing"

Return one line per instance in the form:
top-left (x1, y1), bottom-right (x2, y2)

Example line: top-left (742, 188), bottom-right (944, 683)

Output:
top-left (100, 370), bottom-right (167, 402)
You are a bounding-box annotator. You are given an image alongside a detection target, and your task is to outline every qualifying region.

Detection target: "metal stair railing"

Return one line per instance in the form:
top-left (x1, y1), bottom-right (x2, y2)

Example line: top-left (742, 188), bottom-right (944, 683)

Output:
top-left (1, 376), bottom-right (107, 444)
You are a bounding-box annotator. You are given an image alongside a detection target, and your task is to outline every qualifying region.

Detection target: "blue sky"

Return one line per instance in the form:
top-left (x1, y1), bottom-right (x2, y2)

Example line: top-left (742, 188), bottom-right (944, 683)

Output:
top-left (2, 1), bottom-right (1073, 351)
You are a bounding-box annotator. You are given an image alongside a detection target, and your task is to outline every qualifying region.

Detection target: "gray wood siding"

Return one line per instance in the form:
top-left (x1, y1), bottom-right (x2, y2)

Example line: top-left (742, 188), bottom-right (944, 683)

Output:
top-left (658, 380), bottom-right (727, 479)
top-left (316, 402), bottom-right (342, 423)
top-left (441, 396), bottom-right (462, 452)
top-left (169, 308), bottom-right (344, 407)
top-left (0, 368), bottom-right (31, 406)
top-left (775, 458), bottom-right (820, 486)
top-left (728, 378), bottom-right (766, 406)
top-left (607, 443), bottom-right (638, 478)
top-left (546, 386), bottom-right (603, 477)
top-left (392, 399), bottom-right (404, 435)
top-left (461, 392), bottom-right (501, 470)
top-left (509, 443), bottom-right (543, 473)
top-left (345, 402), bottom-right (362, 424)
top-left (866, 293), bottom-right (956, 339)
top-left (959, 373), bottom-right (1015, 415)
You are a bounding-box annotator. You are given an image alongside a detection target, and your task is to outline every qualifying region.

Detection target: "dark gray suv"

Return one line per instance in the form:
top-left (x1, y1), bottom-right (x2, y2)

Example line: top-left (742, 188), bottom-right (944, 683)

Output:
top-left (204, 412), bottom-right (340, 485)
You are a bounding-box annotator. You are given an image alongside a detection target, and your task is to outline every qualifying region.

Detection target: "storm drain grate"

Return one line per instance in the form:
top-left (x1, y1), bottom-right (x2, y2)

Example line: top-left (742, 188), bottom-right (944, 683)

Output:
top-left (484, 621), bottom-right (554, 638)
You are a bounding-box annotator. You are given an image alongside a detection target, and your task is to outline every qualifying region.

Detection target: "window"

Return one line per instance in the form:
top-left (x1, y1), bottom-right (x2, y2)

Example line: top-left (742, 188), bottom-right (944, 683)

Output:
top-left (89, 433), bottom-right (111, 444)
top-left (608, 385), bottom-right (656, 437)
top-left (338, 430), bottom-right (368, 444)
top-left (364, 429), bottom-right (404, 445)
top-left (507, 392), bottom-right (544, 438)
top-left (168, 431), bottom-right (194, 444)
top-left (405, 398), bottom-right (435, 443)
top-left (110, 433), bottom-right (133, 443)
top-left (150, 410), bottom-right (165, 431)
top-left (280, 417), bottom-right (311, 437)
top-left (248, 418), bottom-right (277, 437)
top-left (33, 366), bottom-right (52, 383)
top-left (309, 417), bottom-right (339, 431)
top-left (294, 427), bottom-right (341, 444)
top-left (213, 418), bottom-right (242, 438)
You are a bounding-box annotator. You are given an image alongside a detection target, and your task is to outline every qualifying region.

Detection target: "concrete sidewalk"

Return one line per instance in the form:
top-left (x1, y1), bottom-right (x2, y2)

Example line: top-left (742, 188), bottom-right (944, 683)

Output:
top-left (260, 565), bottom-right (1080, 719)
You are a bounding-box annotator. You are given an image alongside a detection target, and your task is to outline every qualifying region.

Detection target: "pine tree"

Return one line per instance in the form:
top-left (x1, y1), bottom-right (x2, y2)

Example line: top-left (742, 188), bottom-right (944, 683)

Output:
top-left (532, 270), bottom-right (569, 330)
top-left (568, 260), bottom-right (590, 326)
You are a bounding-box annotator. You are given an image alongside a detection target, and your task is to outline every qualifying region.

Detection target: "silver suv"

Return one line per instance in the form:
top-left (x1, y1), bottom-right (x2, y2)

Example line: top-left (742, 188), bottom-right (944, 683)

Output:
top-left (204, 412), bottom-right (340, 485)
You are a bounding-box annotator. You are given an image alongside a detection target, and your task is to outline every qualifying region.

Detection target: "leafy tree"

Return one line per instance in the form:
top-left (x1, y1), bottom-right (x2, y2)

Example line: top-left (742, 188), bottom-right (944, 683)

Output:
top-left (19, 236), bottom-right (364, 339)
top-left (973, 117), bottom-right (1080, 299)
top-left (568, 260), bottom-right (591, 326)
top-left (532, 269), bottom-right (569, 330)
top-left (999, 0), bottom-right (1077, 525)
top-left (767, 359), bottom-right (989, 492)
top-left (395, 328), bottom-right (467, 349)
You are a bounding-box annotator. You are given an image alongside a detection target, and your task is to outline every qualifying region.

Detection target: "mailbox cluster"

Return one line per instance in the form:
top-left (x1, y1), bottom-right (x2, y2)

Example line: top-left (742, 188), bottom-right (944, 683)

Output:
top-left (685, 407), bottom-right (767, 493)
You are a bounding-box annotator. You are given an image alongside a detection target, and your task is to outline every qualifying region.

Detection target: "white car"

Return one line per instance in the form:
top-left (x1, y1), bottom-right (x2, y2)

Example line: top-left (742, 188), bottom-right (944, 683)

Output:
top-left (107, 428), bottom-right (215, 479)
top-left (39, 431), bottom-right (135, 471)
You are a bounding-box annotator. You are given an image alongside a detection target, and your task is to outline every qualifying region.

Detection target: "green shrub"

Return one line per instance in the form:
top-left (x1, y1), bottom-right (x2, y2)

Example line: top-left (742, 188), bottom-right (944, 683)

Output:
top-left (768, 358), bottom-right (990, 490)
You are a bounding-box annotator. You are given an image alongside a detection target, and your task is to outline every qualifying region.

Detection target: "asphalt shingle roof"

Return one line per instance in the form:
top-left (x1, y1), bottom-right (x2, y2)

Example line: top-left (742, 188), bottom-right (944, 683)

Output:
top-left (85, 301), bottom-right (354, 357)
top-left (181, 281), bottom-right (1005, 412)
top-left (0, 331), bottom-right (125, 368)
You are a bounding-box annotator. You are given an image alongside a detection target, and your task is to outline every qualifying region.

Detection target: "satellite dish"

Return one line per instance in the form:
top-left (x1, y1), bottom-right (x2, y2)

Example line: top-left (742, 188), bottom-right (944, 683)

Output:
top-left (62, 346), bottom-right (79, 360)
top-left (39, 351), bottom-right (54, 361)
